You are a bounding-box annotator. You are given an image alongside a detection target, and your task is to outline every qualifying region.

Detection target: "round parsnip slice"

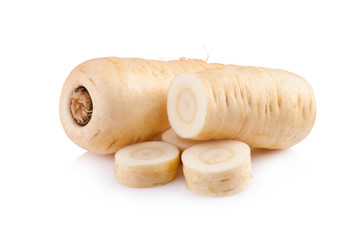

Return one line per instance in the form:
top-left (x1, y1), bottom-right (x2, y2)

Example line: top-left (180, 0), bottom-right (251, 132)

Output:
top-left (161, 128), bottom-right (208, 152)
top-left (114, 141), bottom-right (180, 188)
top-left (167, 67), bottom-right (316, 149)
top-left (182, 140), bottom-right (252, 197)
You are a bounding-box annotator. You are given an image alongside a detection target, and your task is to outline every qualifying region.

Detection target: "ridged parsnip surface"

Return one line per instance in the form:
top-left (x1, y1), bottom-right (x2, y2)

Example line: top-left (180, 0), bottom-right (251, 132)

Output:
top-left (168, 67), bottom-right (316, 149)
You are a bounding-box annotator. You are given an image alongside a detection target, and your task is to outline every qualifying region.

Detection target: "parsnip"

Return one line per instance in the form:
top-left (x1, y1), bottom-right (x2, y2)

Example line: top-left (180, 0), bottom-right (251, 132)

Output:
top-left (114, 141), bottom-right (180, 188)
top-left (59, 57), bottom-right (225, 154)
top-left (161, 128), bottom-right (208, 152)
top-left (167, 67), bottom-right (316, 149)
top-left (182, 140), bottom-right (252, 196)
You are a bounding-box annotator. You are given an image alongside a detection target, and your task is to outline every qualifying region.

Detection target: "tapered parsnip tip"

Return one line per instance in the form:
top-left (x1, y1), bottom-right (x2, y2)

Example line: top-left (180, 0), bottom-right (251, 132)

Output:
top-left (167, 73), bottom-right (207, 139)
top-left (114, 141), bottom-right (180, 188)
top-left (182, 140), bottom-right (252, 197)
top-left (161, 128), bottom-right (209, 152)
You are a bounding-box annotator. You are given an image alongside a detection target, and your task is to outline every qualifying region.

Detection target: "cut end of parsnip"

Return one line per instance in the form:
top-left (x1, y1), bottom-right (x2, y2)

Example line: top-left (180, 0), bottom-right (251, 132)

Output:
top-left (161, 128), bottom-right (209, 152)
top-left (70, 86), bottom-right (93, 126)
top-left (114, 141), bottom-right (180, 188)
top-left (182, 140), bottom-right (252, 197)
top-left (167, 74), bottom-right (207, 139)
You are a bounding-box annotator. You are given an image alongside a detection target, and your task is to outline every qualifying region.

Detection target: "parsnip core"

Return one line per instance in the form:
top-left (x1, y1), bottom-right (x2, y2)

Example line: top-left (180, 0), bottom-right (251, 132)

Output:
top-left (176, 88), bottom-right (197, 123)
top-left (199, 146), bottom-right (235, 164)
top-left (167, 74), bottom-right (207, 138)
top-left (130, 147), bottom-right (164, 160)
top-left (70, 86), bottom-right (93, 126)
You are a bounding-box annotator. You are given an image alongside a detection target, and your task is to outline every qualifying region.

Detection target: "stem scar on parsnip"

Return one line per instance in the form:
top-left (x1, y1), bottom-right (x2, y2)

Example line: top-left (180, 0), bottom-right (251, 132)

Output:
top-left (70, 86), bottom-right (93, 126)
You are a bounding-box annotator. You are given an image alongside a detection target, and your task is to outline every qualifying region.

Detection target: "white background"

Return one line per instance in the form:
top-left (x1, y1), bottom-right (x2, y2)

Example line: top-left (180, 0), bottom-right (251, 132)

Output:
top-left (1, 0), bottom-right (359, 239)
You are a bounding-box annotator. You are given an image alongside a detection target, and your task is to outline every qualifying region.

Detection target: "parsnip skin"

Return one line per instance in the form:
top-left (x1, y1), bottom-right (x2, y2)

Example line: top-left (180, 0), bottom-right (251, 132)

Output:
top-left (167, 67), bottom-right (316, 149)
top-left (182, 140), bottom-right (252, 197)
top-left (114, 141), bottom-right (180, 188)
top-left (183, 166), bottom-right (252, 196)
top-left (59, 57), bottom-right (225, 154)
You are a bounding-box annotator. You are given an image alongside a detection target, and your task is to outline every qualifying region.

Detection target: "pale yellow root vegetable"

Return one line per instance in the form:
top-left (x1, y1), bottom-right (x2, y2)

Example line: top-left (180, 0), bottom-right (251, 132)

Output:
top-left (161, 128), bottom-right (208, 152)
top-left (114, 141), bottom-right (180, 188)
top-left (167, 67), bottom-right (316, 149)
top-left (182, 140), bottom-right (252, 197)
top-left (59, 57), bottom-right (226, 154)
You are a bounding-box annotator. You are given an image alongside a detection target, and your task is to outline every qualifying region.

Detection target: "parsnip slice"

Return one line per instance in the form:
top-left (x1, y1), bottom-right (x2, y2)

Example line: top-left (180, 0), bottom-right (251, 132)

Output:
top-left (114, 141), bottom-right (180, 188)
top-left (161, 128), bottom-right (208, 152)
top-left (182, 140), bottom-right (252, 197)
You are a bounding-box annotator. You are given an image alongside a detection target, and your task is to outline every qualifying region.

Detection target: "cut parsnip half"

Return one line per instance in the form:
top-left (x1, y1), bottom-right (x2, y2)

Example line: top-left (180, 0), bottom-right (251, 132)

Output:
top-left (60, 57), bottom-right (228, 154)
top-left (114, 141), bottom-right (180, 188)
top-left (182, 140), bottom-right (252, 197)
top-left (167, 67), bottom-right (316, 149)
top-left (161, 128), bottom-right (208, 152)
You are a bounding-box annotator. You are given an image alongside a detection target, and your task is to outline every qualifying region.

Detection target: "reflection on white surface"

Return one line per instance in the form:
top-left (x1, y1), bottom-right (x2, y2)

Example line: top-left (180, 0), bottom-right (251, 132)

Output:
top-left (250, 148), bottom-right (306, 191)
top-left (68, 147), bottom-right (305, 198)
top-left (69, 151), bottom-right (187, 198)
top-left (70, 152), bottom-right (116, 186)
top-left (252, 148), bottom-right (302, 168)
